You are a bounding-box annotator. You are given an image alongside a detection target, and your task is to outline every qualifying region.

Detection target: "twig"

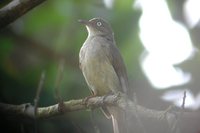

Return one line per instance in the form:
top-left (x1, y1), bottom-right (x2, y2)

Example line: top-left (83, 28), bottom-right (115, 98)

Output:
top-left (170, 90), bottom-right (187, 133)
top-left (34, 71), bottom-right (45, 116)
top-left (54, 59), bottom-right (66, 113)
top-left (54, 59), bottom-right (65, 103)
top-left (181, 90), bottom-right (186, 111)
top-left (33, 71), bottom-right (45, 133)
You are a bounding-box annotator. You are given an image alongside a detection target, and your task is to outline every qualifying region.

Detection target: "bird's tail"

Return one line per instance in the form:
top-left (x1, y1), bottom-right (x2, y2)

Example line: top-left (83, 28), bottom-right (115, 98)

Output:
top-left (108, 107), bottom-right (127, 133)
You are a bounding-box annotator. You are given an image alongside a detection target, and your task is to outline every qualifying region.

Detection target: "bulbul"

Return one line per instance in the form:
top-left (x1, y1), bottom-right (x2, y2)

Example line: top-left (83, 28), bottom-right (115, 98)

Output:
top-left (79, 18), bottom-right (129, 133)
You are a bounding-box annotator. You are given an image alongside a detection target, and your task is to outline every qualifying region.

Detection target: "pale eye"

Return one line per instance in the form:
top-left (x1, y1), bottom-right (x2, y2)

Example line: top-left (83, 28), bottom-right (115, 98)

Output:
top-left (97, 22), bottom-right (102, 26)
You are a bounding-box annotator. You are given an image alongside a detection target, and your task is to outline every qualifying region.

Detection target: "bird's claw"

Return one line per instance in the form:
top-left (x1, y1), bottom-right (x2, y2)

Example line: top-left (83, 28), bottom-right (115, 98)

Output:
top-left (82, 95), bottom-right (96, 107)
top-left (58, 100), bottom-right (65, 113)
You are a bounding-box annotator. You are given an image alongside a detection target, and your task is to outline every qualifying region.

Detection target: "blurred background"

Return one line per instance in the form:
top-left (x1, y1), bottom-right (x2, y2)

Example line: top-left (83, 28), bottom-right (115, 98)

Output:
top-left (0, 0), bottom-right (200, 133)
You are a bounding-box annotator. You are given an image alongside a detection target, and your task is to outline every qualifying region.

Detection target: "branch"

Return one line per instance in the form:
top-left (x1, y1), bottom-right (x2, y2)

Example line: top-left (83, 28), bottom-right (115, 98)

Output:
top-left (0, 93), bottom-right (199, 123)
top-left (0, 0), bottom-right (46, 29)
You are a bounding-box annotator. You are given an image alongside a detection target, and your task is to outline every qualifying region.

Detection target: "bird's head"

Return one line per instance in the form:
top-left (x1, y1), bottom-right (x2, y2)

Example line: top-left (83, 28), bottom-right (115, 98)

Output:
top-left (79, 18), bottom-right (113, 37)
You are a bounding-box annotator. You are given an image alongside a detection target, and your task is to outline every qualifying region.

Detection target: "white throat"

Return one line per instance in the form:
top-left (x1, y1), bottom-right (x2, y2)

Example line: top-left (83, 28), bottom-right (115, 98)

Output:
top-left (86, 26), bottom-right (93, 37)
top-left (86, 26), bottom-right (99, 37)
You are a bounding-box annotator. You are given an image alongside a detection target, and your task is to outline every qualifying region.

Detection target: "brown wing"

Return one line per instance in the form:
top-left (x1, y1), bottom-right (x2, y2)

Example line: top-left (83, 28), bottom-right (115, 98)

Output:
top-left (107, 40), bottom-right (129, 94)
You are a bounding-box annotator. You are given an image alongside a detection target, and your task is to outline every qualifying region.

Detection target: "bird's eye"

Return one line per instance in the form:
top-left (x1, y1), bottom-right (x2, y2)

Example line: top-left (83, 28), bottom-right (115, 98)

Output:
top-left (97, 22), bottom-right (102, 26)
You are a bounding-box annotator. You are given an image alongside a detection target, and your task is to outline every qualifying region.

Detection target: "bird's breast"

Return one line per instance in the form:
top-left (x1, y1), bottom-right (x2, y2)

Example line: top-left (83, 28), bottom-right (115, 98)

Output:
top-left (80, 41), bottom-right (120, 95)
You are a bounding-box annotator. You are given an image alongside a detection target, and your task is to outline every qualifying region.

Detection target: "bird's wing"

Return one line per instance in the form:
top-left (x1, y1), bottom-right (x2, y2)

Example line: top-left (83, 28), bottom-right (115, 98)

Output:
top-left (108, 42), bottom-right (129, 94)
top-left (97, 36), bottom-right (129, 94)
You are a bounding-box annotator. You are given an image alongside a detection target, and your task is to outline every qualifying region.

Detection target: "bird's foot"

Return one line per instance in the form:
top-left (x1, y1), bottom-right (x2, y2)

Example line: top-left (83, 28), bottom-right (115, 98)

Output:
top-left (58, 100), bottom-right (65, 113)
top-left (101, 92), bottom-right (114, 104)
top-left (82, 95), bottom-right (97, 107)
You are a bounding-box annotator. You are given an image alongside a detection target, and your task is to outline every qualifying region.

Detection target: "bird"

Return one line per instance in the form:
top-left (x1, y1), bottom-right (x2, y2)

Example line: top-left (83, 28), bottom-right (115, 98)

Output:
top-left (79, 17), bottom-right (129, 133)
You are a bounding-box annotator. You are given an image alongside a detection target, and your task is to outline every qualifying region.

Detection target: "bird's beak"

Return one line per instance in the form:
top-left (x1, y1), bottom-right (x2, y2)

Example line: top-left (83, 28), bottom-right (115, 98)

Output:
top-left (78, 19), bottom-right (89, 25)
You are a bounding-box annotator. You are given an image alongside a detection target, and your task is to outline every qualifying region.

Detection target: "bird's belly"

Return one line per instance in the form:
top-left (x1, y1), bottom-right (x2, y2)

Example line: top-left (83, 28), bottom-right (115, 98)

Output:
top-left (82, 58), bottom-right (120, 96)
